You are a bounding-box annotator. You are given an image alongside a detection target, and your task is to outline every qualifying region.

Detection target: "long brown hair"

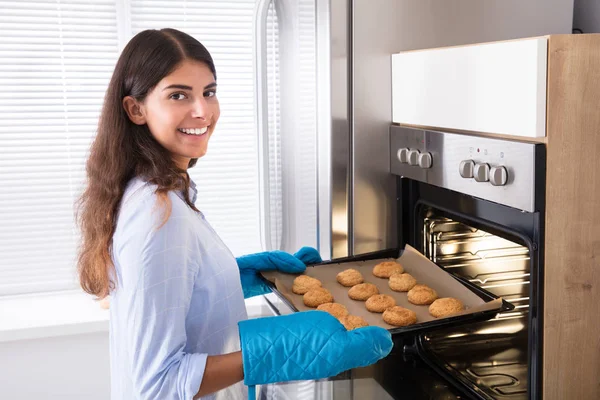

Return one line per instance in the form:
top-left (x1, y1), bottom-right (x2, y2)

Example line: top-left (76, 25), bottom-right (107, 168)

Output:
top-left (76, 28), bottom-right (216, 298)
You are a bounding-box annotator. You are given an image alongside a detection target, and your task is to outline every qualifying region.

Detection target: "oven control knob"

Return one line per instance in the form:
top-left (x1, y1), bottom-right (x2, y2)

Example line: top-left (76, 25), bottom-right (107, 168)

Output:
top-left (408, 149), bottom-right (420, 166)
top-left (473, 163), bottom-right (490, 182)
top-left (490, 166), bottom-right (508, 186)
top-left (397, 148), bottom-right (410, 163)
top-left (459, 160), bottom-right (474, 178)
top-left (418, 152), bottom-right (432, 169)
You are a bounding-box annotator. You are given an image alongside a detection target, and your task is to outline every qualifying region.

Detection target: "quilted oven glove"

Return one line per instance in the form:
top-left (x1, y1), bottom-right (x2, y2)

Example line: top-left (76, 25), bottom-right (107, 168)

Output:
top-left (237, 247), bottom-right (322, 299)
top-left (238, 310), bottom-right (393, 399)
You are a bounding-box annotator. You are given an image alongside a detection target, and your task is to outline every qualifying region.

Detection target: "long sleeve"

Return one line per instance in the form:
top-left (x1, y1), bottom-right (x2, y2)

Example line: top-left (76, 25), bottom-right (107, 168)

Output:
top-left (113, 190), bottom-right (206, 399)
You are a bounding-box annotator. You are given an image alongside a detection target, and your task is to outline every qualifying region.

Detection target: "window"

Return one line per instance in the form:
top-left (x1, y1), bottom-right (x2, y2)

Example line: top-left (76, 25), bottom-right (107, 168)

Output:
top-left (0, 0), bottom-right (120, 295)
top-left (0, 0), bottom-right (318, 296)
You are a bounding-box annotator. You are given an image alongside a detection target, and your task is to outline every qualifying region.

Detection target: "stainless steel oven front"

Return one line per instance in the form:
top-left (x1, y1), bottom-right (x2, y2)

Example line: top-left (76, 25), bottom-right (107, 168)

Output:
top-left (384, 125), bottom-right (546, 400)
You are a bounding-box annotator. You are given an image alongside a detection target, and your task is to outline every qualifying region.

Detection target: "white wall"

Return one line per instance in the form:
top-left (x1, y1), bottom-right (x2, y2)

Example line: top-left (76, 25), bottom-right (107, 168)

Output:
top-left (573, 0), bottom-right (600, 33)
top-left (0, 332), bottom-right (109, 400)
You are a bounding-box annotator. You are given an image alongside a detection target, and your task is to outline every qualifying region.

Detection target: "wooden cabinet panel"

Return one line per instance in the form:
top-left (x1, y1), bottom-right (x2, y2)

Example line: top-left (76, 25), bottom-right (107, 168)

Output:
top-left (543, 34), bottom-right (600, 400)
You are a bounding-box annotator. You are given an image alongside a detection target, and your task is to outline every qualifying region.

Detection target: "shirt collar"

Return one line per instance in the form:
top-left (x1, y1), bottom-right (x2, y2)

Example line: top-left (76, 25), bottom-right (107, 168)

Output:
top-left (171, 177), bottom-right (197, 205)
top-left (188, 178), bottom-right (198, 204)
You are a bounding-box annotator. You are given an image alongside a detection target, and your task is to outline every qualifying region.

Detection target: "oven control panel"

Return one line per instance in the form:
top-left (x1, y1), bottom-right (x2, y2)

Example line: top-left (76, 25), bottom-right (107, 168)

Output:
top-left (390, 125), bottom-right (542, 212)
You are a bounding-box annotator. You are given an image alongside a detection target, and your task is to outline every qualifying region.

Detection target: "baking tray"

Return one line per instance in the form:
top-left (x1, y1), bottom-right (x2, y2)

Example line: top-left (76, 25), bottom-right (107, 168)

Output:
top-left (260, 244), bottom-right (514, 336)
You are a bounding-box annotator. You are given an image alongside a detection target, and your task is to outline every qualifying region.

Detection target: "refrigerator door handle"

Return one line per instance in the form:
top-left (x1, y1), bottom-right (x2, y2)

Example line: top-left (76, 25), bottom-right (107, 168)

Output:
top-left (253, 0), bottom-right (273, 251)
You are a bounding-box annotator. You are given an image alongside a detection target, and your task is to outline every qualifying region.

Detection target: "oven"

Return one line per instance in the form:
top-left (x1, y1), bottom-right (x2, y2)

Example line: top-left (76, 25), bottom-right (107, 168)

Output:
top-left (373, 125), bottom-right (546, 399)
top-left (255, 124), bottom-right (546, 399)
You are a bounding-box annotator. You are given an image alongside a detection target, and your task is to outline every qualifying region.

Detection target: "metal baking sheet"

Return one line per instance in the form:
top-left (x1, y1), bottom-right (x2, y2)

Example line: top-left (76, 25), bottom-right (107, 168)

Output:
top-left (260, 244), bottom-right (505, 332)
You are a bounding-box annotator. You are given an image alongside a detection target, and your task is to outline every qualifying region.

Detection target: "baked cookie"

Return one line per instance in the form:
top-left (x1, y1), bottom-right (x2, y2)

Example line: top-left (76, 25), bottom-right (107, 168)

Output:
top-left (389, 272), bottom-right (417, 292)
top-left (348, 283), bottom-right (379, 301)
top-left (317, 302), bottom-right (349, 319)
top-left (412, 284), bottom-right (429, 290)
top-left (303, 287), bottom-right (334, 308)
top-left (336, 268), bottom-right (364, 287)
top-left (407, 284), bottom-right (438, 305)
top-left (372, 261), bottom-right (404, 278)
top-left (340, 315), bottom-right (369, 330)
top-left (382, 306), bottom-right (417, 327)
top-left (365, 294), bottom-right (396, 313)
top-left (429, 297), bottom-right (464, 318)
top-left (292, 275), bottom-right (322, 295)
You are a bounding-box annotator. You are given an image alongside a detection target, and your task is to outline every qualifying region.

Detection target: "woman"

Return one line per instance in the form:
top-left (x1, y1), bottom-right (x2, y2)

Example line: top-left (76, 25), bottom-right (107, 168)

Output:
top-left (77, 28), bottom-right (392, 400)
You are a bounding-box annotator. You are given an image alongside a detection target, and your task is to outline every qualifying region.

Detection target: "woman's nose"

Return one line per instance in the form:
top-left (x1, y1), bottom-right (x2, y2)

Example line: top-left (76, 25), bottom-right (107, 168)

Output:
top-left (191, 98), bottom-right (211, 119)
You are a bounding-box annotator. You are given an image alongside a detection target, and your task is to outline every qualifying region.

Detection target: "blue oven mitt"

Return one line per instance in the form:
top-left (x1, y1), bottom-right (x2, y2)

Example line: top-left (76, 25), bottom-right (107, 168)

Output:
top-left (237, 247), bottom-right (322, 299)
top-left (238, 310), bottom-right (393, 399)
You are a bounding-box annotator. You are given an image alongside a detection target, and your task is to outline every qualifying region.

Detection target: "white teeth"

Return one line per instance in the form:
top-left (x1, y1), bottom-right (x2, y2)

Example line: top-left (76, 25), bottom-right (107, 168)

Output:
top-left (179, 127), bottom-right (208, 135)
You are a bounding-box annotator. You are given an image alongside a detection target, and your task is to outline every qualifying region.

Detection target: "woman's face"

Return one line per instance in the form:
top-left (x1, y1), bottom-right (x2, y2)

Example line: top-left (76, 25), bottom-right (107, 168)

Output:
top-left (127, 60), bottom-right (220, 169)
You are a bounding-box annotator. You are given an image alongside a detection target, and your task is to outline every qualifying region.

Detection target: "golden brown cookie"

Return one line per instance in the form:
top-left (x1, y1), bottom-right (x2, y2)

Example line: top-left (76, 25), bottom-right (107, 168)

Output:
top-left (389, 272), bottom-right (417, 292)
top-left (429, 297), bottom-right (464, 318)
top-left (336, 268), bottom-right (364, 287)
top-left (340, 315), bottom-right (369, 330)
top-left (292, 275), bottom-right (322, 295)
top-left (365, 294), bottom-right (396, 313)
top-left (303, 287), bottom-right (334, 307)
top-left (317, 302), bottom-right (349, 319)
top-left (372, 261), bottom-right (404, 278)
top-left (407, 284), bottom-right (438, 305)
top-left (348, 283), bottom-right (379, 301)
top-left (412, 284), bottom-right (429, 291)
top-left (382, 306), bottom-right (417, 327)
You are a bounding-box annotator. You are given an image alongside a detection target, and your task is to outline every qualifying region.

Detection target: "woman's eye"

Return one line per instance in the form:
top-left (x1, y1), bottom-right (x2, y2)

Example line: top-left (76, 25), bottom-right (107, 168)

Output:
top-left (170, 93), bottom-right (187, 100)
top-left (204, 90), bottom-right (216, 98)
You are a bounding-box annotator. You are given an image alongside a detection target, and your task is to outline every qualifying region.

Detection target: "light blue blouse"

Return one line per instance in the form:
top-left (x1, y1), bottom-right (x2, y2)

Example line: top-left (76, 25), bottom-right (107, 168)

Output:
top-left (109, 177), bottom-right (248, 400)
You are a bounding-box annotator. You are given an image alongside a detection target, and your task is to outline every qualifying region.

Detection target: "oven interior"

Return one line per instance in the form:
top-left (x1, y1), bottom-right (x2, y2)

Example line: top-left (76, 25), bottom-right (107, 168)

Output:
top-left (416, 206), bottom-right (531, 400)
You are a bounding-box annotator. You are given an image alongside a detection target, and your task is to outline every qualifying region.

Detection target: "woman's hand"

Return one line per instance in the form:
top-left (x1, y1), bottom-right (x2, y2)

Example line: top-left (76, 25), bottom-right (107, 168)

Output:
top-left (236, 247), bottom-right (322, 298)
top-left (238, 310), bottom-right (393, 385)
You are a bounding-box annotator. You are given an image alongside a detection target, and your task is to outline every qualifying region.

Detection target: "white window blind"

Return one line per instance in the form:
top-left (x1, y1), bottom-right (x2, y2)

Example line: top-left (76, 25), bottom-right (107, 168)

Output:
top-left (0, 0), bottom-right (319, 297)
top-left (266, 1), bottom-right (282, 250)
top-left (292, 0), bottom-right (318, 249)
top-left (273, 0), bottom-right (318, 252)
top-left (0, 0), bottom-right (119, 296)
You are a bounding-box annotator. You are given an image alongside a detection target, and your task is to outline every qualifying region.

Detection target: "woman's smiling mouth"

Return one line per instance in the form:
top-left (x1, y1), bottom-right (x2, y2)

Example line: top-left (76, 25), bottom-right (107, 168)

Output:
top-left (178, 127), bottom-right (208, 135)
